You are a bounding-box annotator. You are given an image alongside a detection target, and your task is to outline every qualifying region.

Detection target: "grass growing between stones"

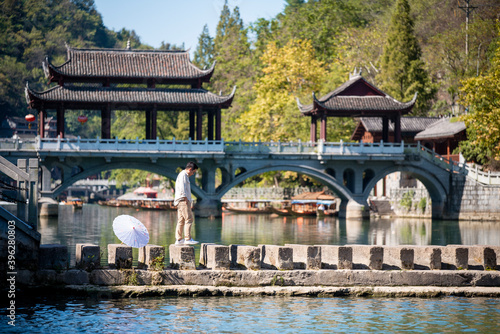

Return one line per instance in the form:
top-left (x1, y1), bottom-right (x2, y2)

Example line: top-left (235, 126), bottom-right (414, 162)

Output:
top-left (151, 256), bottom-right (165, 271)
top-left (271, 275), bottom-right (285, 286)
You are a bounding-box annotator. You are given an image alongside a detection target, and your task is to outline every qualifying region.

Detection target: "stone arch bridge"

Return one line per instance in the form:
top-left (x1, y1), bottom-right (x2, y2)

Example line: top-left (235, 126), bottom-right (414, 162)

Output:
top-left (2, 137), bottom-right (467, 219)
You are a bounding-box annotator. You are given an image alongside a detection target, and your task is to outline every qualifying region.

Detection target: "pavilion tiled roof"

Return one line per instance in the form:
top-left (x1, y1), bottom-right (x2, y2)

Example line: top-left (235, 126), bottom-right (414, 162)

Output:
top-left (415, 117), bottom-right (466, 140)
top-left (25, 84), bottom-right (236, 110)
top-left (297, 75), bottom-right (417, 116)
top-left (359, 117), bottom-right (440, 133)
top-left (43, 46), bottom-right (215, 84)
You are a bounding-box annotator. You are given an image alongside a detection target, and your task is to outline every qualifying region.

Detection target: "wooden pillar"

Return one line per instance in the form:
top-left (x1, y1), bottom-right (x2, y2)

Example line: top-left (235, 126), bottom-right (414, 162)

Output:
top-left (151, 105), bottom-right (157, 139)
top-left (56, 106), bottom-right (65, 138)
top-left (320, 115), bottom-right (327, 141)
top-left (310, 116), bottom-right (317, 142)
top-left (38, 109), bottom-right (46, 138)
top-left (189, 110), bottom-right (195, 140)
top-left (394, 113), bottom-right (402, 143)
top-left (145, 109), bottom-right (151, 139)
top-left (215, 108), bottom-right (221, 141)
top-left (382, 117), bottom-right (389, 142)
top-left (207, 110), bottom-right (214, 141)
top-left (101, 105), bottom-right (111, 139)
top-left (196, 107), bottom-right (203, 140)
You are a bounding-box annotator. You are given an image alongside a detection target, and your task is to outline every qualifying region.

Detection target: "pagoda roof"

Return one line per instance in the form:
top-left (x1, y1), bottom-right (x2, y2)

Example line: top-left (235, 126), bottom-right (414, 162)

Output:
top-left (25, 84), bottom-right (235, 111)
top-left (351, 117), bottom-right (440, 141)
top-left (43, 46), bottom-right (215, 85)
top-left (414, 117), bottom-right (466, 140)
top-left (297, 75), bottom-right (417, 117)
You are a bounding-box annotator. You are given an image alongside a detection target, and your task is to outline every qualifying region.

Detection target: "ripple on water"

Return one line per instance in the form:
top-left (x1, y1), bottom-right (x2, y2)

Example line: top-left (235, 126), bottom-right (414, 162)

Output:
top-left (2, 296), bottom-right (500, 333)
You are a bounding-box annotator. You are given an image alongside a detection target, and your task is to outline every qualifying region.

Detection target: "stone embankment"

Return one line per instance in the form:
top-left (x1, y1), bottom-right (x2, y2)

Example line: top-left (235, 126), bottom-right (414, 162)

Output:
top-left (16, 243), bottom-right (500, 298)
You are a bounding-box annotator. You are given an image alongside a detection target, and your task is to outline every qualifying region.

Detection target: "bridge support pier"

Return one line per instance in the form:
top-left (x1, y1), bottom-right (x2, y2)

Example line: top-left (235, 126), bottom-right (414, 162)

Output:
top-left (432, 201), bottom-right (444, 220)
top-left (345, 198), bottom-right (370, 220)
top-left (194, 198), bottom-right (222, 218)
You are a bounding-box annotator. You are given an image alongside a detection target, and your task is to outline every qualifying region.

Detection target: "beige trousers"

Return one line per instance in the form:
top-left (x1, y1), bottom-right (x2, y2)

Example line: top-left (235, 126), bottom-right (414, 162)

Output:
top-left (176, 200), bottom-right (193, 240)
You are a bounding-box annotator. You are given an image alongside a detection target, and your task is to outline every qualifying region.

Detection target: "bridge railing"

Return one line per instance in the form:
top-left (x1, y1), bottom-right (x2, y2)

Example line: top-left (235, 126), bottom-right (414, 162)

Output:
top-left (466, 164), bottom-right (500, 185)
top-left (0, 138), bottom-right (37, 150)
top-left (223, 140), bottom-right (407, 155)
top-left (35, 137), bottom-right (225, 152)
top-left (405, 142), bottom-right (472, 175)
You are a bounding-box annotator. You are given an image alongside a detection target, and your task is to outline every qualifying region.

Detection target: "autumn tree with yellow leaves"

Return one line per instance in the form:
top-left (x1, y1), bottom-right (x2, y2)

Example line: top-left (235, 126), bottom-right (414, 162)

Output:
top-left (239, 39), bottom-right (325, 142)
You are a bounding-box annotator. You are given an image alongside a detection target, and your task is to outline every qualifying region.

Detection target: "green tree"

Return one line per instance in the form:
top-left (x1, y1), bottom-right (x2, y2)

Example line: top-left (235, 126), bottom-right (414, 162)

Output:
top-left (459, 27), bottom-right (500, 166)
top-left (379, 0), bottom-right (436, 115)
top-left (210, 1), bottom-right (255, 141)
top-left (193, 24), bottom-right (214, 70)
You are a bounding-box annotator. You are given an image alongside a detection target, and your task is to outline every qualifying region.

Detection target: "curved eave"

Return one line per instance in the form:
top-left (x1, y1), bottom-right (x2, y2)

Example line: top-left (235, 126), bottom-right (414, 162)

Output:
top-left (313, 92), bottom-right (417, 115)
top-left (296, 96), bottom-right (314, 114)
top-left (25, 83), bottom-right (236, 110)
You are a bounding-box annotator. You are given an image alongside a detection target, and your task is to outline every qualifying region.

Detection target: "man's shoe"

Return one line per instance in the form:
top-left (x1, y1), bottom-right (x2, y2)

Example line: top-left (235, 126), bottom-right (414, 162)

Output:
top-left (174, 239), bottom-right (184, 245)
top-left (184, 238), bottom-right (199, 245)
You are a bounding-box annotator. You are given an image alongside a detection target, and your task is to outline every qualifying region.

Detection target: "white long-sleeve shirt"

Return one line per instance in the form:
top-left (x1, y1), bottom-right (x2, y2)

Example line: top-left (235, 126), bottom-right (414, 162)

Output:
top-left (174, 170), bottom-right (192, 206)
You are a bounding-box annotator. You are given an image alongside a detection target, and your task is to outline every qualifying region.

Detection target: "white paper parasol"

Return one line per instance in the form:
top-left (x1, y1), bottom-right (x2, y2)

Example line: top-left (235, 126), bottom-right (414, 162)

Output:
top-left (112, 215), bottom-right (149, 248)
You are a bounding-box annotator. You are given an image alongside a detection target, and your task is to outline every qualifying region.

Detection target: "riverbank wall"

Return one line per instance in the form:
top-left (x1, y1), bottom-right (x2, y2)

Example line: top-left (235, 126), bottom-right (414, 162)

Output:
top-left (448, 175), bottom-right (500, 221)
top-left (11, 243), bottom-right (500, 298)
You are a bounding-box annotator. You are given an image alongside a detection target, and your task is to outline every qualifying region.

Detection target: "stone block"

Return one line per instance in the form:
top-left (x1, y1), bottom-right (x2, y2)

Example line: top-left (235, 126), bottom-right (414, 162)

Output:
top-left (199, 243), bottom-right (215, 267)
top-left (75, 243), bottom-right (100, 271)
top-left (383, 247), bottom-right (414, 270)
top-left (349, 245), bottom-right (383, 270)
top-left (259, 245), bottom-right (293, 270)
top-left (63, 269), bottom-right (89, 285)
top-left (169, 245), bottom-right (196, 270)
top-left (39, 244), bottom-right (68, 270)
top-left (205, 245), bottom-right (230, 270)
top-left (441, 246), bottom-right (468, 270)
top-left (138, 245), bottom-right (165, 270)
top-left (285, 244), bottom-right (321, 270)
top-left (90, 269), bottom-right (125, 285)
top-left (411, 246), bottom-right (441, 270)
top-left (107, 244), bottom-right (133, 269)
top-left (229, 245), bottom-right (261, 270)
top-left (468, 246), bottom-right (497, 270)
top-left (317, 245), bottom-right (353, 269)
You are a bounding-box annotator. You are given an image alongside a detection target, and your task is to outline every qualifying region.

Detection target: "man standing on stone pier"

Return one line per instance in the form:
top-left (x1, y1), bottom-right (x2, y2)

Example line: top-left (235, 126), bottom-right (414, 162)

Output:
top-left (174, 161), bottom-right (199, 245)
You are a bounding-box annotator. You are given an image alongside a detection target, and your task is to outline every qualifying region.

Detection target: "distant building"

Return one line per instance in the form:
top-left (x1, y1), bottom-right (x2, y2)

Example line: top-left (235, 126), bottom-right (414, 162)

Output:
top-left (1, 116), bottom-right (56, 138)
top-left (352, 116), bottom-right (466, 162)
top-left (351, 117), bottom-right (440, 144)
top-left (415, 117), bottom-right (466, 163)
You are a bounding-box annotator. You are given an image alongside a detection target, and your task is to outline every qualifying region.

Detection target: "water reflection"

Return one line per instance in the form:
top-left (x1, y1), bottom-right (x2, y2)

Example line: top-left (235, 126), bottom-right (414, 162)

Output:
top-left (2, 296), bottom-right (499, 333)
top-left (37, 204), bottom-right (500, 266)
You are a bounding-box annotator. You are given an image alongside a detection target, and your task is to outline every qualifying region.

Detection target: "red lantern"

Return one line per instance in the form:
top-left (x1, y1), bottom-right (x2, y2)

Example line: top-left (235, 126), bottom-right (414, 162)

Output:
top-left (25, 114), bottom-right (35, 129)
top-left (78, 115), bottom-right (88, 124)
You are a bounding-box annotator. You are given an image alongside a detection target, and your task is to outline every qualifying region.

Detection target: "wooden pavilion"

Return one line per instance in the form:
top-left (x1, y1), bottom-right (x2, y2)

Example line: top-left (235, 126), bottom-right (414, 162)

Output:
top-left (25, 44), bottom-right (235, 140)
top-left (296, 72), bottom-right (417, 143)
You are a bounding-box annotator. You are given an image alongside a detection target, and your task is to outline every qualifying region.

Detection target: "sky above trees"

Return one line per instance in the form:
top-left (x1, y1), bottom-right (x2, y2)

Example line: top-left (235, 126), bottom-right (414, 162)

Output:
top-left (93, 0), bottom-right (286, 53)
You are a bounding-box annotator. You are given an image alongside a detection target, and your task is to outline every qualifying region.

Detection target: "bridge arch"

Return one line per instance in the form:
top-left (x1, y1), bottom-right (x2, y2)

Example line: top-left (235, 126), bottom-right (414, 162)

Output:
top-left (362, 164), bottom-right (448, 218)
top-left (48, 161), bottom-right (208, 200)
top-left (215, 164), bottom-right (353, 201)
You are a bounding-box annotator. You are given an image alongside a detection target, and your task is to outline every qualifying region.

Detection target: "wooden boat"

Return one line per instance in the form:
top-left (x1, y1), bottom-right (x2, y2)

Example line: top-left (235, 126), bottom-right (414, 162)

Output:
top-left (65, 197), bottom-right (83, 209)
top-left (139, 199), bottom-right (176, 210)
top-left (288, 191), bottom-right (338, 216)
top-left (223, 200), bottom-right (274, 214)
top-left (269, 201), bottom-right (293, 216)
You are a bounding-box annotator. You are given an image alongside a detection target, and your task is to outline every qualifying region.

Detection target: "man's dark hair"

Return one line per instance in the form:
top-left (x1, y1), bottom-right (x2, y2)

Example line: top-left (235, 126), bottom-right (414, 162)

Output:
top-left (186, 161), bottom-right (198, 170)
